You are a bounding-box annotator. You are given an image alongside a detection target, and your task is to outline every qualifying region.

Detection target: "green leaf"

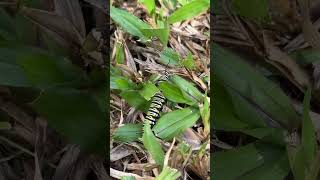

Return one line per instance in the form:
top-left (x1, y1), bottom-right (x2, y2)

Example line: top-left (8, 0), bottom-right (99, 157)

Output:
top-left (120, 90), bottom-right (150, 112)
top-left (302, 87), bottom-right (317, 165)
top-left (111, 75), bottom-right (136, 90)
top-left (168, 0), bottom-right (209, 24)
top-left (290, 49), bottom-right (320, 65)
top-left (159, 48), bottom-right (181, 66)
top-left (0, 62), bottom-right (30, 87)
top-left (213, 142), bottom-right (290, 180)
top-left (199, 96), bottom-right (210, 133)
top-left (170, 75), bottom-right (204, 103)
top-left (110, 6), bottom-right (151, 40)
top-left (152, 107), bottom-right (200, 140)
top-left (0, 122), bottom-right (11, 130)
top-left (141, 22), bottom-right (170, 45)
top-left (113, 123), bottom-right (143, 142)
top-left (213, 80), bottom-right (249, 130)
top-left (288, 146), bottom-right (306, 180)
top-left (139, 82), bottom-right (159, 101)
top-left (181, 53), bottom-right (195, 70)
top-left (142, 123), bottom-right (164, 167)
top-left (31, 88), bottom-right (107, 154)
top-left (115, 41), bottom-right (125, 64)
top-left (121, 176), bottom-right (136, 180)
top-left (213, 43), bottom-right (300, 130)
top-left (156, 166), bottom-right (181, 180)
top-left (231, 0), bottom-right (269, 22)
top-left (158, 82), bottom-right (194, 105)
top-left (17, 52), bottom-right (85, 88)
top-left (139, 0), bottom-right (156, 15)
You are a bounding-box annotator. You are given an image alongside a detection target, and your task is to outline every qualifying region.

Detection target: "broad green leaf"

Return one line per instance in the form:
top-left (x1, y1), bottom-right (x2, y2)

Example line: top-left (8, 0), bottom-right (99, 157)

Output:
top-left (141, 24), bottom-right (170, 45)
top-left (139, 82), bottom-right (159, 100)
top-left (153, 107), bottom-right (200, 140)
top-left (231, 0), bottom-right (269, 22)
top-left (110, 6), bottom-right (151, 40)
top-left (113, 123), bottom-right (143, 142)
top-left (115, 41), bottom-right (125, 64)
top-left (301, 88), bottom-right (317, 165)
top-left (139, 0), bottom-right (156, 15)
top-left (213, 142), bottom-right (289, 180)
top-left (168, 0), bottom-right (209, 24)
top-left (142, 123), bottom-right (164, 167)
top-left (199, 96), bottom-right (210, 134)
top-left (177, 0), bottom-right (192, 6)
top-left (182, 53), bottom-right (195, 70)
top-left (241, 128), bottom-right (286, 146)
top-left (158, 82), bottom-right (194, 105)
top-left (213, 43), bottom-right (300, 131)
top-left (170, 75), bottom-right (204, 103)
top-left (0, 122), bottom-right (11, 130)
top-left (111, 75), bottom-right (136, 90)
top-left (121, 176), bottom-right (136, 180)
top-left (0, 62), bottom-right (30, 87)
top-left (306, 151), bottom-right (320, 180)
top-left (120, 90), bottom-right (150, 112)
top-left (31, 88), bottom-right (107, 154)
top-left (0, 8), bottom-right (17, 41)
top-left (288, 146), bottom-right (306, 180)
top-left (156, 166), bottom-right (181, 180)
top-left (17, 52), bottom-right (85, 88)
top-left (214, 79), bottom-right (249, 130)
top-left (159, 48), bottom-right (181, 66)
top-left (290, 49), bottom-right (320, 65)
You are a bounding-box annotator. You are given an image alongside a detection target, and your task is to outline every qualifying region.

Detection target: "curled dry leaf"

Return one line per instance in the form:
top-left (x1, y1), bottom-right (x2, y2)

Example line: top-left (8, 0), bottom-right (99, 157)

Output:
top-left (264, 33), bottom-right (311, 90)
top-left (20, 7), bottom-right (84, 47)
top-left (54, 0), bottom-right (86, 37)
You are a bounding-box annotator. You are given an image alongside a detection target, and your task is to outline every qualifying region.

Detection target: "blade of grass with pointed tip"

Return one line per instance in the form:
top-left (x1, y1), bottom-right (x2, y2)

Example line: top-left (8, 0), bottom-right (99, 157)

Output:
top-left (302, 87), bottom-right (317, 165)
top-left (170, 75), bottom-right (204, 103)
top-left (168, 0), bottom-right (209, 24)
top-left (142, 123), bottom-right (164, 168)
top-left (110, 6), bottom-right (151, 40)
top-left (113, 123), bottom-right (143, 142)
top-left (213, 43), bottom-right (300, 131)
top-left (120, 90), bottom-right (150, 112)
top-left (152, 107), bottom-right (200, 140)
top-left (31, 88), bottom-right (107, 154)
top-left (139, 0), bottom-right (156, 15)
top-left (158, 82), bottom-right (194, 105)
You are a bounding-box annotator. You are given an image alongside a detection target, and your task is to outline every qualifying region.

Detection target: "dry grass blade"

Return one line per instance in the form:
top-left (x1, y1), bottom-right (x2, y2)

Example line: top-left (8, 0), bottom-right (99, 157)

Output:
top-left (298, 0), bottom-right (320, 50)
top-left (110, 167), bottom-right (155, 180)
top-left (54, 0), bottom-right (86, 37)
top-left (264, 33), bottom-right (311, 90)
top-left (53, 145), bottom-right (81, 180)
top-left (21, 7), bottom-right (84, 46)
top-left (34, 150), bottom-right (43, 180)
top-left (84, 0), bottom-right (108, 14)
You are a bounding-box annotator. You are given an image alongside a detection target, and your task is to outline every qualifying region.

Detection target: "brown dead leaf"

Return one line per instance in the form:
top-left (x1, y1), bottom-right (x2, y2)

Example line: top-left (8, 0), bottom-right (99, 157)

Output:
top-left (54, 0), bottom-right (86, 37)
top-left (264, 33), bottom-right (311, 89)
top-left (21, 7), bottom-right (84, 46)
top-left (53, 145), bottom-right (80, 180)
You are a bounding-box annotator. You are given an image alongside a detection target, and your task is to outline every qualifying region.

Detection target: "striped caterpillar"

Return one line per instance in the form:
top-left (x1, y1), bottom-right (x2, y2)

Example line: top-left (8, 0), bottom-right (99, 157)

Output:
top-left (144, 71), bottom-right (169, 126)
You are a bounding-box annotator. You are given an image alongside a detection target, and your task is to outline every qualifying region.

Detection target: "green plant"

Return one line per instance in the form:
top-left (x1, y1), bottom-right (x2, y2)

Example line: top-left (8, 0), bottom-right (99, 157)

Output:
top-left (212, 43), bottom-right (319, 180)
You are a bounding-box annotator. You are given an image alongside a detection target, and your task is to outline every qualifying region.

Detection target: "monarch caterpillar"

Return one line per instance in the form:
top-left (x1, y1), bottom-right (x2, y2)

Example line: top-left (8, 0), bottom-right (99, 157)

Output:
top-left (144, 71), bottom-right (170, 126)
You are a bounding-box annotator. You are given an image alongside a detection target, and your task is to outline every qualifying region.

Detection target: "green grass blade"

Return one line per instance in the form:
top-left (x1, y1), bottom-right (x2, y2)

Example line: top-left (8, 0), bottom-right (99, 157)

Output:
top-left (302, 88), bottom-right (317, 165)
top-left (168, 0), bottom-right (209, 24)
top-left (153, 107), bottom-right (200, 140)
top-left (110, 6), bottom-right (151, 40)
top-left (113, 123), bottom-right (143, 142)
top-left (142, 123), bottom-right (164, 168)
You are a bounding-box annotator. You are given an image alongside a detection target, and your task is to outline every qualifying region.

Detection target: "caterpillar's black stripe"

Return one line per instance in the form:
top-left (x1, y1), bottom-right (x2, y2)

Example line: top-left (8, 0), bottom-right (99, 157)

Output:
top-left (145, 73), bottom-right (169, 126)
